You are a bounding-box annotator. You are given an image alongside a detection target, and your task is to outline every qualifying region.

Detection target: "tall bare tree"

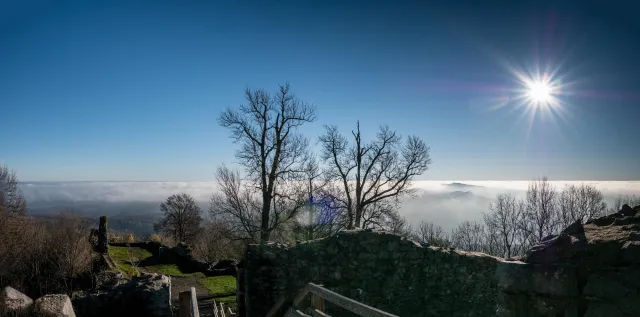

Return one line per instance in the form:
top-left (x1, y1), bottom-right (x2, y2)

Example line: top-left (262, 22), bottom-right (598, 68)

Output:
top-left (318, 121), bottom-right (431, 229)
top-left (483, 193), bottom-right (524, 258)
top-left (154, 193), bottom-right (203, 244)
top-left (0, 164), bottom-right (27, 215)
top-left (218, 84), bottom-right (317, 242)
top-left (521, 177), bottom-right (558, 247)
top-left (557, 184), bottom-right (607, 228)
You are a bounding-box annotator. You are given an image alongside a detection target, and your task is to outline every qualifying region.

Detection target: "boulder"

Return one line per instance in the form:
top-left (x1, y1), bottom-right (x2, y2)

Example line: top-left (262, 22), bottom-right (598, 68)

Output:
top-left (33, 294), bottom-right (75, 317)
top-left (497, 205), bottom-right (640, 317)
top-left (72, 273), bottom-right (171, 317)
top-left (93, 271), bottom-right (128, 290)
top-left (0, 286), bottom-right (33, 315)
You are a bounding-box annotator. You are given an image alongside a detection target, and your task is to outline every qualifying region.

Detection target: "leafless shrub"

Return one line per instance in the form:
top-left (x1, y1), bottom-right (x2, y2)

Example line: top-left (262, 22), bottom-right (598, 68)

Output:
top-left (191, 219), bottom-right (245, 262)
top-left (557, 184), bottom-right (607, 228)
top-left (414, 221), bottom-right (451, 247)
top-left (0, 212), bottom-right (95, 298)
top-left (450, 220), bottom-right (486, 252)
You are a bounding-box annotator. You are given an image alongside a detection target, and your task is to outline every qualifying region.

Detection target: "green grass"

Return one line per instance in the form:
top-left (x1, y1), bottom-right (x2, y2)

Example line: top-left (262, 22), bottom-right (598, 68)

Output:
top-left (109, 246), bottom-right (208, 278)
top-left (199, 275), bottom-right (236, 297)
top-left (144, 264), bottom-right (204, 278)
top-left (108, 246), bottom-right (153, 278)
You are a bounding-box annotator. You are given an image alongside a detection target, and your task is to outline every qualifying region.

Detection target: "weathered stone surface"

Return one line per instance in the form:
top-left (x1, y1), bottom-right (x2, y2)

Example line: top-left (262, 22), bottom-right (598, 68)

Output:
top-left (33, 294), bottom-right (75, 317)
top-left (242, 229), bottom-right (501, 317)
top-left (497, 205), bottom-right (640, 317)
top-left (496, 261), bottom-right (578, 296)
top-left (72, 273), bottom-right (171, 317)
top-left (0, 286), bottom-right (33, 315)
top-left (496, 292), bottom-right (578, 317)
top-left (582, 267), bottom-right (640, 299)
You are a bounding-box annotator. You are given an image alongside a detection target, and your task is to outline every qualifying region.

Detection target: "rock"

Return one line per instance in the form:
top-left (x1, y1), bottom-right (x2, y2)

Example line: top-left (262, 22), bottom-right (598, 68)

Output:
top-left (498, 205), bottom-right (640, 317)
top-left (73, 273), bottom-right (171, 317)
top-left (562, 219), bottom-right (584, 235)
top-left (0, 286), bottom-right (33, 315)
top-left (33, 294), bottom-right (75, 317)
top-left (522, 233), bottom-right (584, 264)
top-left (620, 204), bottom-right (635, 217)
top-left (93, 271), bottom-right (128, 290)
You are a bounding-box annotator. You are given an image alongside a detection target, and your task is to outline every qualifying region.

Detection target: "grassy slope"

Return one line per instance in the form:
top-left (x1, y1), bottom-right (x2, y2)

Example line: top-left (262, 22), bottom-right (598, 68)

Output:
top-left (108, 245), bottom-right (237, 303)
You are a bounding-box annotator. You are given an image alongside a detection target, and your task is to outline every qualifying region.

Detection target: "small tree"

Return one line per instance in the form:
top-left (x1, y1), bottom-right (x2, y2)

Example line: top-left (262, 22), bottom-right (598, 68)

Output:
top-left (0, 164), bottom-right (27, 215)
top-left (318, 121), bottom-right (431, 229)
top-left (154, 193), bottom-right (203, 244)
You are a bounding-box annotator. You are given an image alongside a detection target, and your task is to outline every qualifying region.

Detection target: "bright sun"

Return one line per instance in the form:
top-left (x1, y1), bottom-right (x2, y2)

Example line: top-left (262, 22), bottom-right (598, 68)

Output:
top-left (527, 81), bottom-right (552, 104)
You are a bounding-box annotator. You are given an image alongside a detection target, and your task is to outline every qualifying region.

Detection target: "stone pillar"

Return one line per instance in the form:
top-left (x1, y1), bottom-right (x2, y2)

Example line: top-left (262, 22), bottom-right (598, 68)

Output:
top-left (97, 216), bottom-right (108, 254)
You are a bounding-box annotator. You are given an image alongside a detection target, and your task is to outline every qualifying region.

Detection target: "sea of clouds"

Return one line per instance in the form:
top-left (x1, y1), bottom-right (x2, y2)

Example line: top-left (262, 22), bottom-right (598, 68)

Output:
top-left (19, 181), bottom-right (640, 232)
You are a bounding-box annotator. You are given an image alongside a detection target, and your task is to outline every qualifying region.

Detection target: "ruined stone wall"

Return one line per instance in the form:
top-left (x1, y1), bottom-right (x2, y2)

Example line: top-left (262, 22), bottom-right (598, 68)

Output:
top-left (241, 230), bottom-right (501, 317)
top-left (496, 205), bottom-right (640, 317)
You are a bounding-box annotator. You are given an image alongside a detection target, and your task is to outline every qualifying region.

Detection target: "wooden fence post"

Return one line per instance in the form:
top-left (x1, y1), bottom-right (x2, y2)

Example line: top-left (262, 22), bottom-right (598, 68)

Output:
top-left (179, 287), bottom-right (200, 317)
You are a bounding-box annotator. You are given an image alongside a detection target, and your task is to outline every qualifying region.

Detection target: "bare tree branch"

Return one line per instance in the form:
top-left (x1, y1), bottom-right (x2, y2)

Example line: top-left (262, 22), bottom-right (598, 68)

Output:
top-left (217, 84), bottom-right (317, 242)
top-left (319, 122), bottom-right (431, 229)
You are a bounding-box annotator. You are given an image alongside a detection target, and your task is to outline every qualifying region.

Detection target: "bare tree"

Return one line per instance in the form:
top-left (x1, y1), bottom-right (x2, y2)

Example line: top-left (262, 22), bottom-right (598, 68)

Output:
top-left (414, 221), bottom-right (451, 247)
top-left (450, 220), bottom-right (486, 252)
top-left (557, 184), bottom-right (607, 228)
top-left (0, 164), bottom-right (27, 215)
top-left (609, 195), bottom-right (640, 213)
top-left (218, 84), bottom-right (317, 242)
top-left (521, 177), bottom-right (558, 247)
top-left (483, 193), bottom-right (524, 258)
top-left (154, 193), bottom-right (203, 244)
top-left (378, 208), bottom-right (413, 238)
top-left (318, 121), bottom-right (431, 229)
top-left (210, 165), bottom-right (262, 242)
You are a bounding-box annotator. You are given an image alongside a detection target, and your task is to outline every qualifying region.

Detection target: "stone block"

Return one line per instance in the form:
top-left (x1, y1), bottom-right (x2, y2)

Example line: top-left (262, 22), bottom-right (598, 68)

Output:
top-left (496, 261), bottom-right (578, 297)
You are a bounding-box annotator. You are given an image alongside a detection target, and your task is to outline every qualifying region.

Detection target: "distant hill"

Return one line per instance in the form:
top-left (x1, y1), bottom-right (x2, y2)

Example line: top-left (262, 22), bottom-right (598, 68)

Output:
top-left (443, 182), bottom-right (483, 189)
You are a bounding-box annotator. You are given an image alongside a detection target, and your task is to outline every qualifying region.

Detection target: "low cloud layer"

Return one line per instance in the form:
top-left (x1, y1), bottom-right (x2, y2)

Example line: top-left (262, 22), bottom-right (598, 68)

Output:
top-left (19, 181), bottom-right (640, 232)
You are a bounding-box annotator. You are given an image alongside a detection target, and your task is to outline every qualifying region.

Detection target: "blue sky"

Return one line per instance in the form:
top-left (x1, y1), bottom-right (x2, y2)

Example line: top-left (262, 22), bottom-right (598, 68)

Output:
top-left (2, 0), bottom-right (639, 181)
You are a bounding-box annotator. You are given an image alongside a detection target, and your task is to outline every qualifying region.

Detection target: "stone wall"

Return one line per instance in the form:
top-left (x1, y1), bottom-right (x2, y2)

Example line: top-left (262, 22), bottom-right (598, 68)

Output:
top-left (240, 229), bottom-right (501, 317)
top-left (496, 204), bottom-right (640, 317)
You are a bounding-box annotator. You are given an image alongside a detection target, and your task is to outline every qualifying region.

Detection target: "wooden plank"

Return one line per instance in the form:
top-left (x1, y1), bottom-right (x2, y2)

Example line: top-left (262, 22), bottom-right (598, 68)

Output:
top-left (190, 287), bottom-right (200, 317)
top-left (312, 309), bottom-right (331, 317)
top-left (306, 284), bottom-right (398, 317)
top-left (310, 293), bottom-right (325, 312)
top-left (284, 309), bottom-right (312, 317)
top-left (219, 302), bottom-right (226, 317)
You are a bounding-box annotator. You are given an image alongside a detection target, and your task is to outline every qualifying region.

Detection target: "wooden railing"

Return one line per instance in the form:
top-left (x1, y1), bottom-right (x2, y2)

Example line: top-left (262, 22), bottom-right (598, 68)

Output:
top-left (178, 287), bottom-right (237, 317)
top-left (267, 283), bottom-right (398, 317)
top-left (213, 298), bottom-right (237, 317)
